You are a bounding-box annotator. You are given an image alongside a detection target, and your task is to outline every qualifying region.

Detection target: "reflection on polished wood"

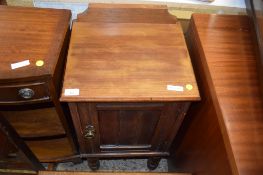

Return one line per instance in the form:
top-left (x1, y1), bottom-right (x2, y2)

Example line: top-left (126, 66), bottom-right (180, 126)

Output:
top-left (0, 5), bottom-right (77, 163)
top-left (0, 5), bottom-right (69, 80)
top-left (171, 14), bottom-right (263, 175)
top-left (61, 22), bottom-right (199, 102)
top-left (61, 4), bottom-right (200, 170)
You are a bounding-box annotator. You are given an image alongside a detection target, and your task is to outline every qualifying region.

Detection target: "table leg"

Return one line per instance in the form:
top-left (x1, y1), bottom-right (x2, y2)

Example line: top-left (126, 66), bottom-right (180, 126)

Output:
top-left (88, 158), bottom-right (100, 170)
top-left (147, 157), bottom-right (161, 170)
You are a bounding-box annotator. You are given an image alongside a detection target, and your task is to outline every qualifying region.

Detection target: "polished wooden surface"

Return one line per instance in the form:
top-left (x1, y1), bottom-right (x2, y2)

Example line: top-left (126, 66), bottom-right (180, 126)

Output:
top-left (77, 3), bottom-right (177, 24)
top-left (27, 137), bottom-right (73, 162)
top-left (61, 22), bottom-right (199, 102)
top-left (2, 108), bottom-right (65, 138)
top-left (39, 172), bottom-right (190, 175)
top-left (0, 5), bottom-right (70, 80)
top-left (0, 113), bottom-right (44, 171)
top-left (169, 15), bottom-right (232, 175)
top-left (172, 14), bottom-right (263, 175)
top-left (246, 0), bottom-right (263, 97)
top-left (0, 5), bottom-right (77, 163)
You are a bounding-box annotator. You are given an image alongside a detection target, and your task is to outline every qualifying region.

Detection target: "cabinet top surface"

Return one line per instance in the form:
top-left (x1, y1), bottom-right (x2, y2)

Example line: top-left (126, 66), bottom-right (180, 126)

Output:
top-left (0, 5), bottom-right (70, 81)
top-left (61, 22), bottom-right (200, 102)
top-left (190, 14), bottom-right (263, 174)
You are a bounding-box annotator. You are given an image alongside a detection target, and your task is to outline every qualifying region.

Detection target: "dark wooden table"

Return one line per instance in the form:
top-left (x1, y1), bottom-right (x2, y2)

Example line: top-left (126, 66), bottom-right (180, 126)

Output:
top-left (61, 4), bottom-right (200, 170)
top-left (171, 14), bottom-right (263, 175)
top-left (0, 6), bottom-right (77, 163)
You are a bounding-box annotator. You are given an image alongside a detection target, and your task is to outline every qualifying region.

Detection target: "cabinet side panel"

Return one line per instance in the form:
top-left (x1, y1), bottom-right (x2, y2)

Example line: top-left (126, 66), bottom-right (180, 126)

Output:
top-left (246, 0), bottom-right (263, 98)
top-left (2, 108), bottom-right (65, 138)
top-left (68, 103), bottom-right (86, 153)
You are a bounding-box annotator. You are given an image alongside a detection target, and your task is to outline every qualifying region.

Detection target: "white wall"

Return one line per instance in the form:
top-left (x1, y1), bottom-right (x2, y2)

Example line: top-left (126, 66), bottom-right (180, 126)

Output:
top-left (145, 0), bottom-right (245, 8)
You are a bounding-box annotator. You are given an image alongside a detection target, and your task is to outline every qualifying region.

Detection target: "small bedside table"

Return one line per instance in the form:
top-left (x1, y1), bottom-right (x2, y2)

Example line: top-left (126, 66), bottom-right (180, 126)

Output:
top-left (0, 6), bottom-right (77, 163)
top-left (61, 4), bottom-right (200, 170)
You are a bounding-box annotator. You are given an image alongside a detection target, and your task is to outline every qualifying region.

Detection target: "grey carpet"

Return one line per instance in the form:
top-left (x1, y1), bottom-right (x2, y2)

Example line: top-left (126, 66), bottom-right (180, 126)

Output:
top-left (56, 159), bottom-right (168, 172)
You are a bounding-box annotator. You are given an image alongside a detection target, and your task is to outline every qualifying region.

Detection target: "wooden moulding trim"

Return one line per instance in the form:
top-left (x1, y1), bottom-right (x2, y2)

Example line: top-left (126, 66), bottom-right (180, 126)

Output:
top-left (100, 144), bottom-right (152, 150)
top-left (60, 97), bottom-right (201, 103)
top-left (0, 97), bottom-right (50, 105)
top-left (38, 152), bottom-right (163, 163)
top-left (80, 152), bottom-right (169, 158)
top-left (34, 149), bottom-right (168, 162)
top-left (0, 169), bottom-right (36, 174)
top-left (96, 103), bottom-right (165, 110)
top-left (76, 3), bottom-right (178, 24)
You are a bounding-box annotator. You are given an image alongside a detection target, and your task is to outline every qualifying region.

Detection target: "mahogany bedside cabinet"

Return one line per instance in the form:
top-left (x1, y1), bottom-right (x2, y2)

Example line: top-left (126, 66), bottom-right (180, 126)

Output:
top-left (60, 4), bottom-right (200, 170)
top-left (0, 6), bottom-right (77, 163)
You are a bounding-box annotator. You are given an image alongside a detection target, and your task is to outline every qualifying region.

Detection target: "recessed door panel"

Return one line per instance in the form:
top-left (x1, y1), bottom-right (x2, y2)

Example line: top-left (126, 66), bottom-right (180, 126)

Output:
top-left (98, 110), bottom-right (160, 150)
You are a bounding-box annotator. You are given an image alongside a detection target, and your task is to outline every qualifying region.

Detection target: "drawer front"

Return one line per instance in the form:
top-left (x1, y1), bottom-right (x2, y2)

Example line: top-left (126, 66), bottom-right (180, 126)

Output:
top-left (0, 82), bottom-right (50, 104)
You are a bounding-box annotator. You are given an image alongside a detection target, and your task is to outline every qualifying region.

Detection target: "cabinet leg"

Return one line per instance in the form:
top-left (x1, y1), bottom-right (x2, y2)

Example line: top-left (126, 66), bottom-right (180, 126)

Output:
top-left (147, 157), bottom-right (161, 170)
top-left (47, 163), bottom-right (57, 171)
top-left (72, 157), bottom-right (83, 165)
top-left (88, 158), bottom-right (100, 170)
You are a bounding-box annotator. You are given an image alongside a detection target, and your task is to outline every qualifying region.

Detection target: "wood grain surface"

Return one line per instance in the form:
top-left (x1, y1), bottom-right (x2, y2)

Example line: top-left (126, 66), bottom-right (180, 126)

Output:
top-left (246, 0), bottom-right (263, 98)
top-left (77, 3), bottom-right (177, 24)
top-left (61, 22), bottom-right (199, 102)
top-left (172, 14), bottom-right (263, 175)
top-left (0, 5), bottom-right (71, 80)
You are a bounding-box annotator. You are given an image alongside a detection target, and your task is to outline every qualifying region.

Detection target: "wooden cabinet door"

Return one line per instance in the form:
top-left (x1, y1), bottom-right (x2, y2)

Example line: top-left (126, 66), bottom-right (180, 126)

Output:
top-left (70, 102), bottom-right (189, 156)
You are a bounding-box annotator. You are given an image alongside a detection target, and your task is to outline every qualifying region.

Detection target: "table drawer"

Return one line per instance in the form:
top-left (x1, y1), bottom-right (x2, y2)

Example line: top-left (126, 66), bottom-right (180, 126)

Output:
top-left (0, 82), bottom-right (50, 104)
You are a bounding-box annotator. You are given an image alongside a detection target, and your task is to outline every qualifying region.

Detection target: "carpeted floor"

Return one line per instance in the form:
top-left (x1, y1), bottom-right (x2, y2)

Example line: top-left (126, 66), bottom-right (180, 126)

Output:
top-left (56, 159), bottom-right (168, 172)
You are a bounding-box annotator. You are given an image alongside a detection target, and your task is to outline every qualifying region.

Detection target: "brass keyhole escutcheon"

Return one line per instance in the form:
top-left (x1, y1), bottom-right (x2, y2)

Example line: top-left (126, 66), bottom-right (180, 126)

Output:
top-left (18, 88), bottom-right (35, 99)
top-left (84, 125), bottom-right (96, 139)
